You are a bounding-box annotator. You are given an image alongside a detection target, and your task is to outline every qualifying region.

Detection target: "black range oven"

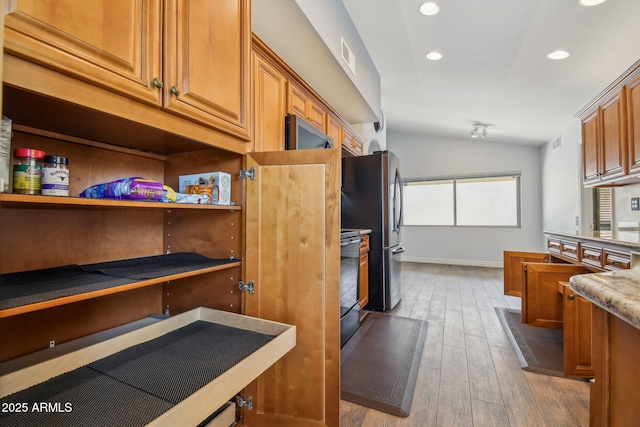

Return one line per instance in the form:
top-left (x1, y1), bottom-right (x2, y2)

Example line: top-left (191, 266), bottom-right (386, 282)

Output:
top-left (340, 230), bottom-right (361, 347)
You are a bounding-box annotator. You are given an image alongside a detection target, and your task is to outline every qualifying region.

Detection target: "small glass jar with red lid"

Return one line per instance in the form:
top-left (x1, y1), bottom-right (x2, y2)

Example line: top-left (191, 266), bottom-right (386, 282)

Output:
top-left (13, 148), bottom-right (45, 194)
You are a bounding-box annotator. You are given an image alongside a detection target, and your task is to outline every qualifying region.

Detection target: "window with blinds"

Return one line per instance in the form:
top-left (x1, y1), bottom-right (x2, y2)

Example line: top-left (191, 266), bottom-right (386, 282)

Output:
top-left (593, 188), bottom-right (612, 231)
top-left (403, 174), bottom-right (521, 227)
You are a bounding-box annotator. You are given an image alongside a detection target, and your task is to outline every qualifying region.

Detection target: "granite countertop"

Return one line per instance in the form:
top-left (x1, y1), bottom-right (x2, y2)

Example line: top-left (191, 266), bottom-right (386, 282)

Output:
top-left (545, 230), bottom-right (640, 250)
top-left (570, 268), bottom-right (640, 329)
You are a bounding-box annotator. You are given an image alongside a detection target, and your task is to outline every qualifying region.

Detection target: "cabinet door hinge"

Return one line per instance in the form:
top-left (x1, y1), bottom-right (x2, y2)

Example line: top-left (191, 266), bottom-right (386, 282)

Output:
top-left (239, 280), bottom-right (254, 294)
top-left (236, 395), bottom-right (253, 411)
top-left (239, 167), bottom-right (255, 180)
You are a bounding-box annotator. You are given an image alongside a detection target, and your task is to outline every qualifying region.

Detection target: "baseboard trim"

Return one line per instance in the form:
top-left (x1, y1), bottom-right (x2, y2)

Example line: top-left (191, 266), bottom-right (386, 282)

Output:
top-left (397, 255), bottom-right (503, 269)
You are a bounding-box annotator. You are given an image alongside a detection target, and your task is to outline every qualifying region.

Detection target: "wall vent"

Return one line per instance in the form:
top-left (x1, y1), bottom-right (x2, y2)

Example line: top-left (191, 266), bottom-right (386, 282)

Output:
top-left (552, 136), bottom-right (561, 150)
top-left (341, 37), bottom-right (356, 76)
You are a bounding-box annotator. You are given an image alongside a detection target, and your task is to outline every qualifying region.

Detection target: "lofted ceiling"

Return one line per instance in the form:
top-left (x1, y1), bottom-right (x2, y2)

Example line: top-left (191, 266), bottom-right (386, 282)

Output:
top-left (341, 0), bottom-right (640, 146)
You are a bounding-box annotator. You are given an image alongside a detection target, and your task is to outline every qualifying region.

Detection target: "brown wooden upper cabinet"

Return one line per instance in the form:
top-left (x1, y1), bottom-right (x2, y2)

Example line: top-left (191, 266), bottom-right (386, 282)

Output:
top-left (342, 125), bottom-right (365, 157)
top-left (628, 74), bottom-right (640, 175)
top-left (326, 112), bottom-right (343, 151)
top-left (252, 49), bottom-right (287, 152)
top-left (582, 90), bottom-right (628, 186)
top-left (287, 82), bottom-right (327, 132)
top-left (4, 0), bottom-right (251, 140)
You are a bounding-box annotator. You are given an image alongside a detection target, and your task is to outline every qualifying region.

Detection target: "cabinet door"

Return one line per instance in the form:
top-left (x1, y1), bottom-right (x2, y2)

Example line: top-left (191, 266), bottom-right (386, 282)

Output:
top-left (4, 0), bottom-right (162, 105)
top-left (628, 75), bottom-right (640, 174)
top-left (521, 263), bottom-right (585, 328)
top-left (307, 98), bottom-right (327, 132)
top-left (244, 148), bottom-right (340, 427)
top-left (503, 251), bottom-right (549, 297)
top-left (163, 0), bottom-right (250, 140)
top-left (287, 82), bottom-right (308, 118)
top-left (561, 283), bottom-right (594, 378)
top-left (253, 52), bottom-right (287, 152)
top-left (600, 91), bottom-right (628, 181)
top-left (326, 114), bottom-right (343, 150)
top-left (582, 110), bottom-right (601, 185)
top-left (359, 235), bottom-right (369, 309)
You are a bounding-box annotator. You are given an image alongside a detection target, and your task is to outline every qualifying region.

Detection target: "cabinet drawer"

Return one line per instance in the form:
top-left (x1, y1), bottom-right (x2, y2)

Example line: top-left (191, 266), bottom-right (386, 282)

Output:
top-left (560, 240), bottom-right (580, 261)
top-left (603, 249), bottom-right (631, 271)
top-left (548, 238), bottom-right (561, 254)
top-left (0, 307), bottom-right (295, 426)
top-left (360, 235), bottom-right (370, 253)
top-left (581, 244), bottom-right (604, 269)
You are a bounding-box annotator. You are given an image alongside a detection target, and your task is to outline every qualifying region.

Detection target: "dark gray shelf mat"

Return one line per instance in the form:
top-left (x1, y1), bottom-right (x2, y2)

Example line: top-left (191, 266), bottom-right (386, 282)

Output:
top-left (0, 367), bottom-right (174, 427)
top-left (0, 253), bottom-right (235, 310)
top-left (80, 252), bottom-right (234, 280)
top-left (1, 320), bottom-right (275, 426)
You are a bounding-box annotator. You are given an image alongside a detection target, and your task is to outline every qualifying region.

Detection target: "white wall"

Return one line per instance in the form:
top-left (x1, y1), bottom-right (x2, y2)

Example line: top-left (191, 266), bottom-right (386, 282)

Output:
top-left (540, 119), bottom-right (582, 236)
top-left (388, 130), bottom-right (544, 267)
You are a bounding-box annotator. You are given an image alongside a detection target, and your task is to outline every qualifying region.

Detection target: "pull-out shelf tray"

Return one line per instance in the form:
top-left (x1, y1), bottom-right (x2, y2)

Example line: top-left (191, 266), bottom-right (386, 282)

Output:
top-left (0, 307), bottom-right (296, 426)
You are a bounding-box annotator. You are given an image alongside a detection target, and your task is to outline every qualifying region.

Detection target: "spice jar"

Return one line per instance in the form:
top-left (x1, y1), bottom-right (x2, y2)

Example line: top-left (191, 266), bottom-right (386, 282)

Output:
top-left (42, 155), bottom-right (69, 197)
top-left (13, 148), bottom-right (45, 195)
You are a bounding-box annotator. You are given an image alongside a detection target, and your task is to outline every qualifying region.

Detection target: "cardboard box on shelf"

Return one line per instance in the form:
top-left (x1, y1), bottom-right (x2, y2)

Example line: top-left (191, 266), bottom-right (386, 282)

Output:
top-left (179, 171), bottom-right (231, 205)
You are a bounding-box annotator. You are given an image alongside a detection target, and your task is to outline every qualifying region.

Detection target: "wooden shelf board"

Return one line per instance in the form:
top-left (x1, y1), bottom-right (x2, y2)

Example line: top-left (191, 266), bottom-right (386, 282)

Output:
top-left (0, 194), bottom-right (242, 211)
top-left (0, 260), bottom-right (242, 319)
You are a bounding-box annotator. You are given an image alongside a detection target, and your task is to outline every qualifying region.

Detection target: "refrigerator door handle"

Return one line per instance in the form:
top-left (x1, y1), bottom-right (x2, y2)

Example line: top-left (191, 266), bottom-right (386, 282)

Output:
top-left (392, 246), bottom-right (405, 254)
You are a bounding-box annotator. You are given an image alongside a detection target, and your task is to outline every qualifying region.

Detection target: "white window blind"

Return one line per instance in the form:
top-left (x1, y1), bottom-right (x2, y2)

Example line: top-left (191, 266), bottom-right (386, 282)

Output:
top-left (403, 174), bottom-right (521, 227)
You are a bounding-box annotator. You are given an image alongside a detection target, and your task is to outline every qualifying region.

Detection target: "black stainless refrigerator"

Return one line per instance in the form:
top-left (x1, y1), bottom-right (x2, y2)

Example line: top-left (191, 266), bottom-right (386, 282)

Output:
top-left (341, 150), bottom-right (404, 312)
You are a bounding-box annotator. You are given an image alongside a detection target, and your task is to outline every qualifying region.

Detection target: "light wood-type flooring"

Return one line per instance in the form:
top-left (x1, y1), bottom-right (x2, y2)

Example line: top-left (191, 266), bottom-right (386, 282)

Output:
top-left (340, 263), bottom-right (590, 427)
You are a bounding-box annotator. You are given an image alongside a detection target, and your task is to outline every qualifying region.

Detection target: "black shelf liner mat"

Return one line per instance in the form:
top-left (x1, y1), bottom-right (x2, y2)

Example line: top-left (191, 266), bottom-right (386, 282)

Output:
top-left (80, 252), bottom-right (234, 280)
top-left (1, 320), bottom-right (275, 426)
top-left (0, 266), bottom-right (134, 310)
top-left (0, 367), bottom-right (174, 427)
top-left (0, 253), bottom-right (235, 311)
top-left (89, 320), bottom-right (275, 403)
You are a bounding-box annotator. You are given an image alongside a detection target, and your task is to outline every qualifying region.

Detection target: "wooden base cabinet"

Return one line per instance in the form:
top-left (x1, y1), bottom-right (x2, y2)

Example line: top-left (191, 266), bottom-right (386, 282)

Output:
top-left (503, 251), bottom-right (549, 297)
top-left (521, 263), bottom-right (586, 328)
top-left (591, 305), bottom-right (640, 427)
top-left (559, 282), bottom-right (594, 379)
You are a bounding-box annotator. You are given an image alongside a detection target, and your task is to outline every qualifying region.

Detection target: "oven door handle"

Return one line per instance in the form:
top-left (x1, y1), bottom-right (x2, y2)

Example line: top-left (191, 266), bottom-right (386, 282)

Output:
top-left (340, 238), bottom-right (361, 246)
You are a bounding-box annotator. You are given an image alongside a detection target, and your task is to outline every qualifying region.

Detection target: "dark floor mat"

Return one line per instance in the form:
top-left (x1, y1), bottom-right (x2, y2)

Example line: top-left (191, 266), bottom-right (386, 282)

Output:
top-left (340, 313), bottom-right (427, 417)
top-left (495, 307), bottom-right (564, 377)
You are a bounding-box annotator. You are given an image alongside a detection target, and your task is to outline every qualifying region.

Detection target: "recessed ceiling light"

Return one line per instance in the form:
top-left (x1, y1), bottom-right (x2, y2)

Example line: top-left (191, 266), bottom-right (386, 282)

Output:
top-left (546, 50), bottom-right (570, 60)
top-left (419, 2), bottom-right (440, 16)
top-left (426, 51), bottom-right (443, 61)
top-left (578, 0), bottom-right (606, 6)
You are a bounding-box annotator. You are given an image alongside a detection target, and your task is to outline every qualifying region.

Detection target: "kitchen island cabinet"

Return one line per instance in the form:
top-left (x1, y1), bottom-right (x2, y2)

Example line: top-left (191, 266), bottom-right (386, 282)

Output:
top-left (559, 282), bottom-right (594, 379)
top-left (571, 268), bottom-right (640, 427)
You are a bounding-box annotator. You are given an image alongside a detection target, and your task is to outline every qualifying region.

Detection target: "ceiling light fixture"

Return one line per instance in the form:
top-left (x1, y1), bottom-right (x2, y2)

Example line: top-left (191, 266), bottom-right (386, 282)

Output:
top-left (546, 50), bottom-right (570, 60)
top-left (578, 0), bottom-right (606, 6)
top-left (470, 124), bottom-right (488, 139)
top-left (426, 51), bottom-right (443, 61)
top-left (419, 2), bottom-right (440, 16)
